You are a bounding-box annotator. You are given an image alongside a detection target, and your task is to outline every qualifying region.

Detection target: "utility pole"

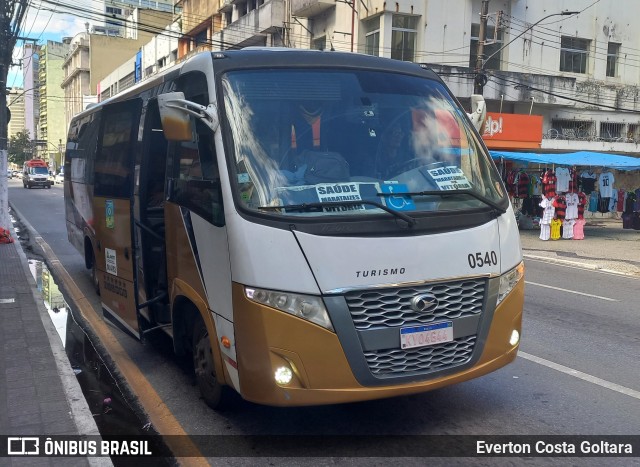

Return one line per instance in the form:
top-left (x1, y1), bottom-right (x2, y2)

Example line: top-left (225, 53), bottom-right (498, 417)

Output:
top-left (1, 0), bottom-right (29, 227)
top-left (473, 0), bottom-right (490, 94)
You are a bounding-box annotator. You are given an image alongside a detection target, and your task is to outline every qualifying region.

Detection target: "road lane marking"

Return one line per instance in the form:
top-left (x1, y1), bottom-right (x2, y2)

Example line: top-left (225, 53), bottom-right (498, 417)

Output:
top-left (525, 281), bottom-right (618, 302)
top-left (519, 351), bottom-right (640, 401)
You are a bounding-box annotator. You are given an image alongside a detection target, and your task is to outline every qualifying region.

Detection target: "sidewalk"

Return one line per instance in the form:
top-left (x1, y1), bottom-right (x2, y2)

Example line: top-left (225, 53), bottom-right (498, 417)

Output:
top-left (0, 216), bottom-right (109, 466)
top-left (519, 215), bottom-right (640, 276)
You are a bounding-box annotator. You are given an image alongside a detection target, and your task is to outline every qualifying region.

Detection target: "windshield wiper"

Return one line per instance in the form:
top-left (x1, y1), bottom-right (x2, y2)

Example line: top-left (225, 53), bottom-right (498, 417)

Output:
top-left (376, 189), bottom-right (507, 213)
top-left (258, 200), bottom-right (416, 227)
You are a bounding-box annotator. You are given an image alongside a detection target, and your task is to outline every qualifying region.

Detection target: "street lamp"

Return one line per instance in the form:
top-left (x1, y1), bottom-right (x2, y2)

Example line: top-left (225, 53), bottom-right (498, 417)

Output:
top-left (476, 10), bottom-right (580, 94)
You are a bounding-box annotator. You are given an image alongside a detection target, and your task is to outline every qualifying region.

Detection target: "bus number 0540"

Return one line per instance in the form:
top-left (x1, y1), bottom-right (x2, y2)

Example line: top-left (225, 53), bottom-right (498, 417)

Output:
top-left (468, 251), bottom-right (498, 268)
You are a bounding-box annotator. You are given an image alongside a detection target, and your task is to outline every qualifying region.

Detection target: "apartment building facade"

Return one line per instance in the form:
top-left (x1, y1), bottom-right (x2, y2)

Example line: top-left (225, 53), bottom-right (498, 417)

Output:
top-left (168, 0), bottom-right (640, 154)
top-left (38, 41), bottom-right (67, 169)
top-left (61, 9), bottom-right (173, 131)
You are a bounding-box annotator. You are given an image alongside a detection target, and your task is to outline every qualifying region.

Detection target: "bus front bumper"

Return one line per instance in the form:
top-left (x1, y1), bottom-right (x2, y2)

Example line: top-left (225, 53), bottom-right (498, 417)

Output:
top-left (231, 279), bottom-right (524, 406)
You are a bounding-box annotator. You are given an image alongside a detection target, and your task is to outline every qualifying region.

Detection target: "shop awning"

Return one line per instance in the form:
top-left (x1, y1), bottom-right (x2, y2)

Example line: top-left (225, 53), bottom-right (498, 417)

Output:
top-left (490, 150), bottom-right (640, 171)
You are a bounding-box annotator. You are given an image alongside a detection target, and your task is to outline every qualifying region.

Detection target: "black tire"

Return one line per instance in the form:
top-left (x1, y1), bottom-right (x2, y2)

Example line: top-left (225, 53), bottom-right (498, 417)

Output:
top-left (91, 256), bottom-right (100, 296)
top-left (192, 315), bottom-right (233, 410)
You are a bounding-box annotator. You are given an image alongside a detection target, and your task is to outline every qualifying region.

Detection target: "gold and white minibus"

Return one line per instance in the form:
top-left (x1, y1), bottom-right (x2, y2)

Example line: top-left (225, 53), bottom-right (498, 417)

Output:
top-left (64, 49), bottom-right (524, 408)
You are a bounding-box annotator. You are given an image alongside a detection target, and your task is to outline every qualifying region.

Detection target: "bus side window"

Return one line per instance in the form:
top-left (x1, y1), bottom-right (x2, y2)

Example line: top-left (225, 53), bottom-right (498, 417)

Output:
top-left (171, 123), bottom-right (223, 226)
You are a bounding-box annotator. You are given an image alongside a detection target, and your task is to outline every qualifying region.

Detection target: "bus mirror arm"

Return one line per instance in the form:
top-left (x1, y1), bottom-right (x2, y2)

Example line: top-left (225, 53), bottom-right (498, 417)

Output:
top-left (165, 99), bottom-right (220, 133)
top-left (466, 94), bottom-right (486, 134)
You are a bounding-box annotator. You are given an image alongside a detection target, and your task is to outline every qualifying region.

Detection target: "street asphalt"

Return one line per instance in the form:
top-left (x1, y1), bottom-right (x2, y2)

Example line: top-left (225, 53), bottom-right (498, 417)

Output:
top-left (0, 202), bottom-right (637, 464)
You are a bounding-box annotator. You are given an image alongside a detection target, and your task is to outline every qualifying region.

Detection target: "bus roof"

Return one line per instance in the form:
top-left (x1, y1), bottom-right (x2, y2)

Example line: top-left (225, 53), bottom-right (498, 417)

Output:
top-left (70, 48), bottom-right (442, 122)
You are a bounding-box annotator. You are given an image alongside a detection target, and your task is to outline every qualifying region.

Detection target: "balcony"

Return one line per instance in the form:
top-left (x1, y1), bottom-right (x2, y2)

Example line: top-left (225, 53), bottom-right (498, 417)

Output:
top-left (290, 0), bottom-right (335, 18)
top-left (213, 0), bottom-right (285, 48)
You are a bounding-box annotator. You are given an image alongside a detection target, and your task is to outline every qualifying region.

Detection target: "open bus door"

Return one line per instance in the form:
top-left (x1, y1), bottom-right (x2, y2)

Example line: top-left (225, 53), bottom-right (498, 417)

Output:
top-left (92, 99), bottom-right (143, 338)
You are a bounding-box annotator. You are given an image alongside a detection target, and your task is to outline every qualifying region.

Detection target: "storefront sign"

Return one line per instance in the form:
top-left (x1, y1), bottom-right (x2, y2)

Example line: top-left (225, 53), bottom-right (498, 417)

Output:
top-left (482, 113), bottom-right (543, 149)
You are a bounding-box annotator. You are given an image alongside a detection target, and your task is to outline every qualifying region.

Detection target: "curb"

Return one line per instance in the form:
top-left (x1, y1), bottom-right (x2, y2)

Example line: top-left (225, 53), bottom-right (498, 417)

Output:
top-left (9, 202), bottom-right (113, 467)
top-left (523, 253), bottom-right (638, 277)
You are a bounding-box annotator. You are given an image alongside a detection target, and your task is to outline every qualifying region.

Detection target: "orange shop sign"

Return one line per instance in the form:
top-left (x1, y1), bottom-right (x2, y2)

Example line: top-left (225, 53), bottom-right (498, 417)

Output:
top-left (481, 113), bottom-right (543, 149)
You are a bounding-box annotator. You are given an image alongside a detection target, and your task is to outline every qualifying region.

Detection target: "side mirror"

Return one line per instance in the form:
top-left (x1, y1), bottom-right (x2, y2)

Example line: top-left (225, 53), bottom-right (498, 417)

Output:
top-left (158, 92), bottom-right (194, 141)
top-left (157, 91), bottom-right (219, 142)
top-left (467, 94), bottom-right (487, 134)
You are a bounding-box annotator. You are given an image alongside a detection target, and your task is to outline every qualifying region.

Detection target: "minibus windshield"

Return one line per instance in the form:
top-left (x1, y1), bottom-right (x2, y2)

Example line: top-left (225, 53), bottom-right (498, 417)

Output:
top-left (221, 69), bottom-right (507, 218)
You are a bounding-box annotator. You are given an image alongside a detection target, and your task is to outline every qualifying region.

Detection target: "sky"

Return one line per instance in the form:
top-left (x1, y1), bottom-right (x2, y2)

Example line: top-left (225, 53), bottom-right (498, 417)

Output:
top-left (7, 0), bottom-right (92, 89)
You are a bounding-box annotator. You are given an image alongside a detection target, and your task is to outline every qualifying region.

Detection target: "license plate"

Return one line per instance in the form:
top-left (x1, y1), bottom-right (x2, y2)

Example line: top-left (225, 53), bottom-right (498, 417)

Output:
top-left (400, 322), bottom-right (453, 349)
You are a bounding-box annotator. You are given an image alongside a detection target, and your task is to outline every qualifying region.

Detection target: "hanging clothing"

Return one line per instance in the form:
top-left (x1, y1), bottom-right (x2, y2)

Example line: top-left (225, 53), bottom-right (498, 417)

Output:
top-left (542, 169), bottom-right (557, 198)
top-left (598, 172), bottom-right (615, 198)
top-left (616, 189), bottom-right (626, 212)
top-left (598, 196), bottom-right (611, 213)
top-left (562, 219), bottom-right (575, 239)
top-left (539, 197), bottom-right (555, 225)
top-left (555, 167), bottom-right (571, 193)
top-left (539, 223), bottom-right (551, 241)
top-left (565, 192), bottom-right (579, 220)
top-left (577, 192), bottom-right (588, 219)
top-left (588, 192), bottom-right (599, 213)
top-left (530, 174), bottom-right (542, 196)
top-left (550, 218), bottom-right (562, 240)
top-left (568, 167), bottom-right (579, 193)
top-left (553, 195), bottom-right (567, 220)
top-left (608, 189), bottom-right (618, 213)
top-left (579, 170), bottom-right (597, 194)
top-left (573, 218), bottom-right (586, 240)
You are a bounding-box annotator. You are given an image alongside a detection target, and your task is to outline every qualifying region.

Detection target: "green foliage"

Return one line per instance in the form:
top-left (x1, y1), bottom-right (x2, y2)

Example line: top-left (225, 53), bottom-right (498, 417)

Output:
top-left (8, 130), bottom-right (32, 166)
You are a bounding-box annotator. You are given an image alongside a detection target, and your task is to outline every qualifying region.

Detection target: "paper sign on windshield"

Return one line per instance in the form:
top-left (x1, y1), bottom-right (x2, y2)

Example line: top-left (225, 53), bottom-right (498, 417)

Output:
top-left (316, 183), bottom-right (366, 211)
top-left (426, 166), bottom-right (472, 190)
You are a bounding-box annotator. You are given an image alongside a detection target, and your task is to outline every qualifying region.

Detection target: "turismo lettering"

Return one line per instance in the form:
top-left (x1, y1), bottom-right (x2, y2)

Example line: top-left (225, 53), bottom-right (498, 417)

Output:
top-left (356, 267), bottom-right (406, 278)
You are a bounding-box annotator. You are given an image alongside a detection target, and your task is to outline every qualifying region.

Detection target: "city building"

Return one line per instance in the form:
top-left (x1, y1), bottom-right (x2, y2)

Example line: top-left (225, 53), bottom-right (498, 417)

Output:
top-left (61, 9), bottom-right (174, 131)
top-left (7, 88), bottom-right (25, 141)
top-left (94, 0), bottom-right (173, 37)
top-left (38, 41), bottom-right (67, 170)
top-left (22, 42), bottom-right (40, 140)
top-left (98, 21), bottom-right (180, 100)
top-left (421, 0), bottom-right (640, 154)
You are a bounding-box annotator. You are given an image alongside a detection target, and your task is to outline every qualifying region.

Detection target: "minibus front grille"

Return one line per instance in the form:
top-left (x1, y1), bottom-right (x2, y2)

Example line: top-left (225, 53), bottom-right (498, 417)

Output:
top-left (363, 335), bottom-right (476, 376)
top-left (344, 279), bottom-right (485, 330)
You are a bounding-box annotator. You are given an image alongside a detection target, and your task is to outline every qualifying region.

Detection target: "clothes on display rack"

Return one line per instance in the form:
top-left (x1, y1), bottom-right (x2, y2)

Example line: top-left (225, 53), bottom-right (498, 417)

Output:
top-left (598, 171), bottom-right (615, 198)
top-left (573, 218), bottom-right (586, 240)
top-left (579, 170), bottom-right (597, 194)
top-left (550, 218), bottom-right (562, 240)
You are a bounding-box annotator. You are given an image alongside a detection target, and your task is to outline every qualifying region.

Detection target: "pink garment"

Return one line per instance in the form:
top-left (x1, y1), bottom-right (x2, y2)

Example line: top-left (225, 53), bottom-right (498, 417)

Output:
top-left (573, 218), bottom-right (585, 240)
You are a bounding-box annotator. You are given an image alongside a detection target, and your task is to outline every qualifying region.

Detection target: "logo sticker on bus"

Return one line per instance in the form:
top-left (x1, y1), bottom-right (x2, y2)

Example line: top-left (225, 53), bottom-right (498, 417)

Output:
top-left (105, 200), bottom-right (115, 229)
top-left (379, 183), bottom-right (416, 211)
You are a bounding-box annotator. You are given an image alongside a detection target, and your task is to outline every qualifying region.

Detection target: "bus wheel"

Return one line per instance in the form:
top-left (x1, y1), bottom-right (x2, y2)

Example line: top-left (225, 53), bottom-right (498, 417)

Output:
top-left (192, 316), bottom-right (232, 410)
top-left (91, 259), bottom-right (100, 296)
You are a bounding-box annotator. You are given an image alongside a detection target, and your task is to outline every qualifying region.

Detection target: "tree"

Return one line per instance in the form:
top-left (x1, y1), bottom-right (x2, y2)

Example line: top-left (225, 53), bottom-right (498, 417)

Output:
top-left (8, 130), bottom-right (32, 166)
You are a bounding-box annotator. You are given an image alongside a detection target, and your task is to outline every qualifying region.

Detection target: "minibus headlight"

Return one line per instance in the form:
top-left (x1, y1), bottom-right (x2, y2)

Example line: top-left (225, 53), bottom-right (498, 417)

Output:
top-left (497, 262), bottom-right (524, 305)
top-left (245, 287), bottom-right (334, 332)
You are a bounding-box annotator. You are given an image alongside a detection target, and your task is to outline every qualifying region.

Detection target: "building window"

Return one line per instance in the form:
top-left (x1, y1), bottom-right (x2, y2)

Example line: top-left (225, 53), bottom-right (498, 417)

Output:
top-left (560, 36), bottom-right (590, 74)
top-left (391, 15), bottom-right (417, 61)
top-left (469, 23), bottom-right (503, 70)
top-left (363, 16), bottom-right (380, 57)
top-left (106, 6), bottom-right (122, 15)
top-left (606, 42), bottom-right (620, 77)
top-left (600, 122), bottom-right (625, 141)
top-left (312, 36), bottom-right (326, 51)
top-left (195, 29), bottom-right (208, 47)
top-left (225, 11), bottom-right (232, 26)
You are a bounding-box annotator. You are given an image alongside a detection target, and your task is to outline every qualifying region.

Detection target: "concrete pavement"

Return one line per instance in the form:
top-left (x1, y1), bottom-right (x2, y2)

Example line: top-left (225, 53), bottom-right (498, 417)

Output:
top-left (0, 209), bottom-right (111, 466)
top-left (519, 214), bottom-right (640, 277)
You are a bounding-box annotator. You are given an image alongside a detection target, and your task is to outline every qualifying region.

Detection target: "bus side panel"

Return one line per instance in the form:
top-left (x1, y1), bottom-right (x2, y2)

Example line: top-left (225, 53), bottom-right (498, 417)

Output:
top-left (164, 204), bottom-right (240, 392)
top-left (92, 196), bottom-right (139, 336)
